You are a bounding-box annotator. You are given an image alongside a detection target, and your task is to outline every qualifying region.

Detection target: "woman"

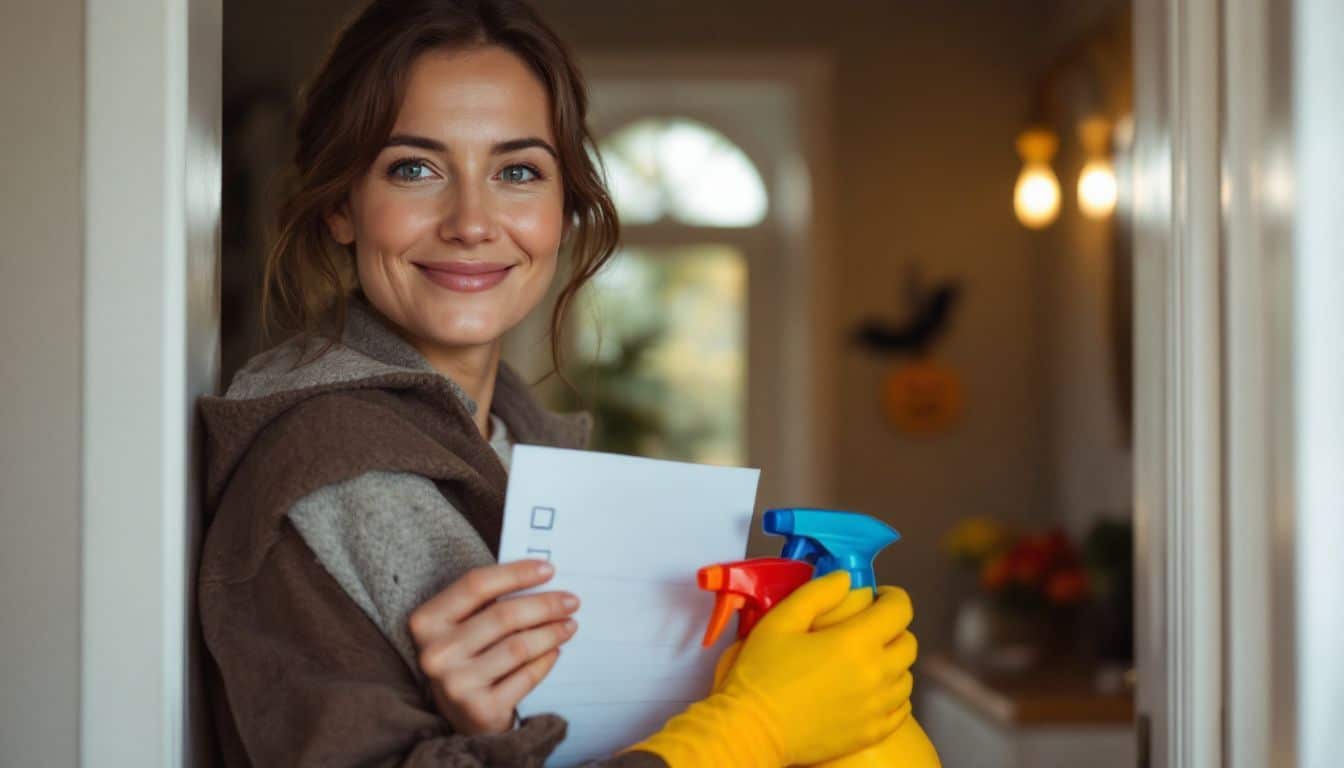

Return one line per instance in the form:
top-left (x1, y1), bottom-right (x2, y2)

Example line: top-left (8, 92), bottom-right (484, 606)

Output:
top-left (199, 1), bottom-right (921, 765)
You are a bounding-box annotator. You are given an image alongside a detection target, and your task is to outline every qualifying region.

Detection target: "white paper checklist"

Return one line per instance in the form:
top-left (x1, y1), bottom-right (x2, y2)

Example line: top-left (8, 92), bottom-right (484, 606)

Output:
top-left (497, 445), bottom-right (759, 767)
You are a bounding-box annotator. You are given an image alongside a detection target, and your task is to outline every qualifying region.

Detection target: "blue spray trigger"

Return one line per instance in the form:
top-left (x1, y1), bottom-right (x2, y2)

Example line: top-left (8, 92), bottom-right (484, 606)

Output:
top-left (779, 534), bottom-right (825, 563)
top-left (762, 508), bottom-right (901, 591)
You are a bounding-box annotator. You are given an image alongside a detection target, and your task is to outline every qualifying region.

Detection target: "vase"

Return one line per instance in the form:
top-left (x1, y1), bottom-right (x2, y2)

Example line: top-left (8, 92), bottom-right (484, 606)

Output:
top-left (953, 598), bottom-right (1051, 671)
top-left (953, 597), bottom-right (995, 661)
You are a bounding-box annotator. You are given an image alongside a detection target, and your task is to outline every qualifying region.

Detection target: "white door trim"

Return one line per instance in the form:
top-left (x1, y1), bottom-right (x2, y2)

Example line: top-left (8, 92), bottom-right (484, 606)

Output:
top-left (1222, 0), bottom-right (1299, 766)
top-left (81, 0), bottom-right (219, 765)
top-left (1133, 0), bottom-right (1224, 765)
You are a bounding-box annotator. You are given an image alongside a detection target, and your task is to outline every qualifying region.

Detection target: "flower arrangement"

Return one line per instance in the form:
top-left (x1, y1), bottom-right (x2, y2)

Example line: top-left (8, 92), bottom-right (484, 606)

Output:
top-left (943, 517), bottom-right (1090, 613)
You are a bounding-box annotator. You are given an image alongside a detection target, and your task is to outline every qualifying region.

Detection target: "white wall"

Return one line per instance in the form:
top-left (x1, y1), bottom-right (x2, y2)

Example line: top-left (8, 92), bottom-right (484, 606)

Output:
top-left (0, 1), bottom-right (85, 766)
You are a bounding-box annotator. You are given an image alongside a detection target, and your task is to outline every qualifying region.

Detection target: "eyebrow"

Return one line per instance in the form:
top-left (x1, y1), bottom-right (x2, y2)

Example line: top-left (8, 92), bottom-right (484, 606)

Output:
top-left (385, 134), bottom-right (558, 159)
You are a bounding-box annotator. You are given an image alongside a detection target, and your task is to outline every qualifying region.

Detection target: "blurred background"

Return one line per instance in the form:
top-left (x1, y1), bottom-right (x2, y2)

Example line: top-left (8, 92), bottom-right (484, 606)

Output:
top-left (223, 2), bottom-right (1137, 764)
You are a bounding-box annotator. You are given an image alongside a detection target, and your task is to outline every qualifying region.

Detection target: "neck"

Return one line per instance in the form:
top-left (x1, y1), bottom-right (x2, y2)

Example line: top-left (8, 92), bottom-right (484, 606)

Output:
top-left (412, 338), bottom-right (501, 438)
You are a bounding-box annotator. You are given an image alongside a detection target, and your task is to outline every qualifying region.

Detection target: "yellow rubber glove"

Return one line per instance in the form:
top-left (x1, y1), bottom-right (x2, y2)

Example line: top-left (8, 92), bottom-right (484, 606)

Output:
top-left (629, 571), bottom-right (917, 768)
top-left (811, 587), bottom-right (938, 768)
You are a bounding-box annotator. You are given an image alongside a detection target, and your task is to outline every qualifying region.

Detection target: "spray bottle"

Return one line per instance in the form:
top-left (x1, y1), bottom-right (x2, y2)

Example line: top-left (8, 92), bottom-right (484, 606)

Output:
top-left (697, 558), bottom-right (815, 689)
top-left (765, 507), bottom-right (942, 768)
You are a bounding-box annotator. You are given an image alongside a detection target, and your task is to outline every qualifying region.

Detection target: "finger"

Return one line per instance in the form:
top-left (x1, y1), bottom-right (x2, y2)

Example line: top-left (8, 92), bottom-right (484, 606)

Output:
top-left (881, 700), bottom-right (914, 737)
top-left (428, 660), bottom-right (491, 714)
top-left (755, 570), bottom-right (851, 634)
top-left (416, 591), bottom-right (576, 675)
top-left (835, 585), bottom-right (913, 644)
top-left (882, 630), bottom-right (919, 673)
top-left (453, 591), bottom-right (579, 657)
top-left (475, 618), bottom-right (578, 683)
top-left (491, 647), bottom-right (562, 712)
top-left (879, 670), bottom-right (915, 713)
top-left (857, 699), bottom-right (912, 751)
top-left (409, 560), bottom-right (556, 643)
top-left (418, 636), bottom-right (466, 680)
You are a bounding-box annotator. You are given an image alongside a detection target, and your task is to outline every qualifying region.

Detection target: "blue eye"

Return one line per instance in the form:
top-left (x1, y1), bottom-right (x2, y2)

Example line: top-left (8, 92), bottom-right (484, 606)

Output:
top-left (501, 164), bottom-right (540, 184)
top-left (389, 160), bottom-right (432, 182)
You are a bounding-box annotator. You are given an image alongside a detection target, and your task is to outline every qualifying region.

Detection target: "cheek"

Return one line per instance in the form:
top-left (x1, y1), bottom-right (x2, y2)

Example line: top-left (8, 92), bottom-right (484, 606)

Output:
top-left (499, 200), bottom-right (563, 324)
top-left (354, 188), bottom-right (440, 266)
top-left (504, 197), bottom-right (565, 266)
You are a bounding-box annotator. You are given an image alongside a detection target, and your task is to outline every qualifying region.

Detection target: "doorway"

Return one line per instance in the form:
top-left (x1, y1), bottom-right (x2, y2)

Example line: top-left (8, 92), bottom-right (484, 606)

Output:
top-left (23, 0), bottom-right (1342, 766)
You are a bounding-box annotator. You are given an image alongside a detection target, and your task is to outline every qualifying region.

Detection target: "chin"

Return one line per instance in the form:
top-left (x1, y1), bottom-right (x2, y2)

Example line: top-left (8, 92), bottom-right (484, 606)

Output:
top-left (415, 311), bottom-right (508, 350)
top-left (361, 277), bottom-right (538, 354)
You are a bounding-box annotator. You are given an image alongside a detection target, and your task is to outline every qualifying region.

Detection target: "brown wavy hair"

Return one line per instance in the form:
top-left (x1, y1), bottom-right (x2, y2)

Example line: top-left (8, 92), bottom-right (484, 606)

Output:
top-left (263, 0), bottom-right (619, 377)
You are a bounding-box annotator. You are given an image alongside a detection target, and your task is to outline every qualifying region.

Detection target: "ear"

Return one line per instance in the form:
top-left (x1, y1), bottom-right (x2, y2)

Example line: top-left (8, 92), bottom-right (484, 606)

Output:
top-left (324, 201), bottom-right (356, 245)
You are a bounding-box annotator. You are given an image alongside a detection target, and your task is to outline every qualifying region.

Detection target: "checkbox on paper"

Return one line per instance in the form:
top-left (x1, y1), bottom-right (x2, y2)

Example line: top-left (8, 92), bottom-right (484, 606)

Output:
top-left (526, 547), bottom-right (552, 561)
top-left (530, 506), bottom-right (556, 530)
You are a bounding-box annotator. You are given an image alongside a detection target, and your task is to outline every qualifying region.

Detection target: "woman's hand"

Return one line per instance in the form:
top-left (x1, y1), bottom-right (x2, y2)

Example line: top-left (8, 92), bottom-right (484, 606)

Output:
top-left (721, 573), bottom-right (918, 763)
top-left (408, 559), bottom-right (579, 735)
top-left (630, 572), bottom-right (918, 767)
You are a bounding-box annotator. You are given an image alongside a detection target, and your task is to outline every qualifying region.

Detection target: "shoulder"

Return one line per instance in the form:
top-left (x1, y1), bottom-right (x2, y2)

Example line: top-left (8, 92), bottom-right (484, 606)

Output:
top-left (197, 385), bottom-right (492, 584)
top-left (202, 386), bottom-right (456, 504)
top-left (224, 334), bottom-right (458, 402)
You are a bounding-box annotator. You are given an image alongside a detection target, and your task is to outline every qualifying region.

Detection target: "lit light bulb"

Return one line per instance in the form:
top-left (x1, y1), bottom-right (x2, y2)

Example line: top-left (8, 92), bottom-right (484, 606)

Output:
top-left (1076, 115), bottom-right (1116, 219)
top-left (1077, 158), bottom-right (1117, 218)
top-left (1013, 127), bottom-right (1061, 229)
top-left (1015, 163), bottom-right (1062, 229)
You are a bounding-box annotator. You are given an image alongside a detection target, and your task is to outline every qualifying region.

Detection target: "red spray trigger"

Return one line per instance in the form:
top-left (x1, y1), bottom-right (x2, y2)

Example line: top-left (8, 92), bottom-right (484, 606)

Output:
top-left (696, 558), bottom-right (815, 647)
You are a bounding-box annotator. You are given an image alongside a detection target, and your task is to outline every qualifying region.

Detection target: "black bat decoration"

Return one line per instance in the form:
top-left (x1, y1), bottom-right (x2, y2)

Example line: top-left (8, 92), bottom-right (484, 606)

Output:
top-left (852, 272), bottom-right (962, 357)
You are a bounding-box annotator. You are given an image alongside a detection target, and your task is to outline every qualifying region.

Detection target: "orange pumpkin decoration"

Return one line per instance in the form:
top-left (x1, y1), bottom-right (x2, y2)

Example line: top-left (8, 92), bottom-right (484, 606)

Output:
top-left (881, 360), bottom-right (964, 435)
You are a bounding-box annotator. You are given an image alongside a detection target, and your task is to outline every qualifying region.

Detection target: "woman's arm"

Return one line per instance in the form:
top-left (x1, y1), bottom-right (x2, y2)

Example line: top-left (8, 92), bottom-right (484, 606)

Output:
top-left (223, 472), bottom-right (916, 767)
top-left (286, 469), bottom-right (497, 671)
top-left (201, 491), bottom-right (664, 767)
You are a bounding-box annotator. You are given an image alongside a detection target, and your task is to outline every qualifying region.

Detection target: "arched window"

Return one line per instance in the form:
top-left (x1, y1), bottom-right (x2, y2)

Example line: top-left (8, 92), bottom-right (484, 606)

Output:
top-left (597, 117), bottom-right (769, 227)
top-left (555, 117), bottom-right (771, 465)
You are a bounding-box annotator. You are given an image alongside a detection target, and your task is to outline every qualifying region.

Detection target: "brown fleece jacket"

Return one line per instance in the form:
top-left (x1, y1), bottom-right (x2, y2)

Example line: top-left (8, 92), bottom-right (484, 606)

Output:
top-left (197, 360), bottom-right (666, 767)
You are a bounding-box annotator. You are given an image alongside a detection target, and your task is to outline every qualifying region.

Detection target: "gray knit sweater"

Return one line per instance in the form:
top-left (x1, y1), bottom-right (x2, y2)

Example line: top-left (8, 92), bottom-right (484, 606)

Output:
top-left (225, 306), bottom-right (517, 673)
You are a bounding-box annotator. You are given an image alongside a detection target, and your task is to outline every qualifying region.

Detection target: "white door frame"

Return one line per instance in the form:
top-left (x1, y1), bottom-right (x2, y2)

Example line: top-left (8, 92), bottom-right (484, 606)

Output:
top-left (1222, 0), bottom-right (1298, 766)
top-left (1137, 0), bottom-right (1344, 766)
top-left (1132, 0), bottom-right (1223, 765)
top-left (81, 0), bottom-right (220, 765)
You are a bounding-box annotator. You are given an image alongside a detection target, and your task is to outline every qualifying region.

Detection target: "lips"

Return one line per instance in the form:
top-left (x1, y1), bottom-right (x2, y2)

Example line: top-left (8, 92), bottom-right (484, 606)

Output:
top-left (413, 260), bottom-right (515, 293)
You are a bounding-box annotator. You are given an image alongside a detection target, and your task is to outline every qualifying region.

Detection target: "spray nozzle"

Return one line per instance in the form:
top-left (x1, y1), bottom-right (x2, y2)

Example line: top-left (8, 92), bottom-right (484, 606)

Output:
top-left (696, 558), bottom-right (815, 647)
top-left (763, 508), bottom-right (901, 591)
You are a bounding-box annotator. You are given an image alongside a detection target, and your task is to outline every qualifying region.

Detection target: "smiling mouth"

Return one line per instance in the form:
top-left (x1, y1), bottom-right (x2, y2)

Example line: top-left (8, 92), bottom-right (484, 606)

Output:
top-left (413, 261), bottom-right (514, 293)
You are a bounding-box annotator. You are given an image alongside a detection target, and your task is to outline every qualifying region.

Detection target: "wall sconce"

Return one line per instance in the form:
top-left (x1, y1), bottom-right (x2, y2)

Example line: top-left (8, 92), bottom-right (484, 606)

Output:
top-left (1013, 127), bottom-right (1061, 229)
top-left (1015, 6), bottom-right (1131, 230)
top-left (1077, 115), bottom-right (1118, 219)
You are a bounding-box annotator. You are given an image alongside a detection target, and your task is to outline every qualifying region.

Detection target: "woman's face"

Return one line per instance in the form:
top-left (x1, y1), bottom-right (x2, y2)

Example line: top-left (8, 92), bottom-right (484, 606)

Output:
top-left (327, 45), bottom-right (564, 357)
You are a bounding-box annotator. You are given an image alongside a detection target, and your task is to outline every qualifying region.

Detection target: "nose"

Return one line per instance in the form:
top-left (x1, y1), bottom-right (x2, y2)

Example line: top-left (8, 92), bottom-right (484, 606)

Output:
top-left (438, 180), bottom-right (498, 248)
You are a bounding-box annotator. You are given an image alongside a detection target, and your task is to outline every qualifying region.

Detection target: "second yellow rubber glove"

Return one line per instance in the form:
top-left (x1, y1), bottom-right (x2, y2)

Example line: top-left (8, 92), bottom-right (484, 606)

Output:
top-left (630, 571), bottom-right (918, 768)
